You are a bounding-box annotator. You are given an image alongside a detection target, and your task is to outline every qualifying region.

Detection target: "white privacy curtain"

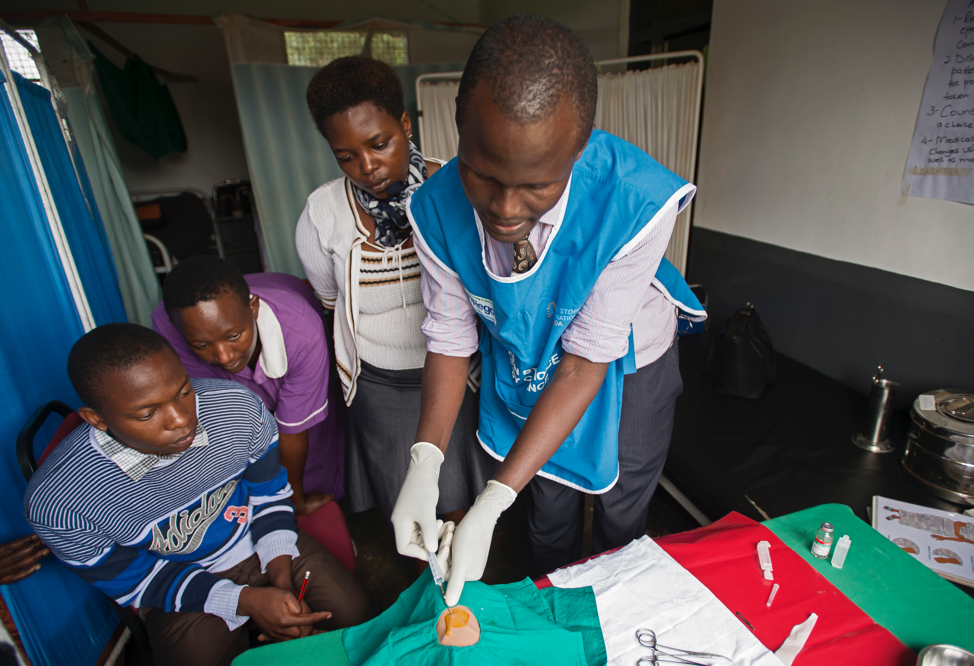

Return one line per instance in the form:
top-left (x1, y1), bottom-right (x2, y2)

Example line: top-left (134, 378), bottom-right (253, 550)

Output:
top-left (594, 59), bottom-right (701, 274)
top-left (417, 77), bottom-right (460, 161)
top-left (415, 54), bottom-right (704, 274)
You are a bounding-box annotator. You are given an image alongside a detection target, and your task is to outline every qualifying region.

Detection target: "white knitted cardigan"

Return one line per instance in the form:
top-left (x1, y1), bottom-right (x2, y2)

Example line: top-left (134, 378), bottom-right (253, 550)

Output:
top-left (296, 176), bottom-right (478, 406)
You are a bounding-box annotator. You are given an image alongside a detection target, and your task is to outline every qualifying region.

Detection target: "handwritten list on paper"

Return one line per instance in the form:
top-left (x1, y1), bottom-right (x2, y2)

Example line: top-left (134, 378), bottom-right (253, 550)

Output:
top-left (903, 0), bottom-right (974, 204)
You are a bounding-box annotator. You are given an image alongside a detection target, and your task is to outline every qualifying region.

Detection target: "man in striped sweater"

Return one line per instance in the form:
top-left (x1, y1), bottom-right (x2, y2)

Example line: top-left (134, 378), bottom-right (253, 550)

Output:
top-left (24, 324), bottom-right (371, 666)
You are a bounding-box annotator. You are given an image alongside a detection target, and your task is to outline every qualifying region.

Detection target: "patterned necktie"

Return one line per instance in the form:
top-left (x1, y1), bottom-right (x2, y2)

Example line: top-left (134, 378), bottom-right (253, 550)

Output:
top-left (512, 238), bottom-right (538, 274)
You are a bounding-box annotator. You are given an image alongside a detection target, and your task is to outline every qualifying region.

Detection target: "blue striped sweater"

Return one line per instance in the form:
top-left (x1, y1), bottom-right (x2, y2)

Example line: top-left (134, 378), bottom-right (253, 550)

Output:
top-left (24, 379), bottom-right (297, 628)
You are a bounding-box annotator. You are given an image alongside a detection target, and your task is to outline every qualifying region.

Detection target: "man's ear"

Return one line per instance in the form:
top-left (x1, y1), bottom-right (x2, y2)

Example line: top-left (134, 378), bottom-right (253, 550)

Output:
top-left (249, 294), bottom-right (260, 320)
top-left (575, 125), bottom-right (594, 162)
top-left (77, 406), bottom-right (108, 432)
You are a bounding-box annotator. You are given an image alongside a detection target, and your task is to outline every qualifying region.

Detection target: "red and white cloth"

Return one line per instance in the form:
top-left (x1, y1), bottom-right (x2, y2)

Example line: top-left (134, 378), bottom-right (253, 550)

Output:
top-left (538, 513), bottom-right (914, 666)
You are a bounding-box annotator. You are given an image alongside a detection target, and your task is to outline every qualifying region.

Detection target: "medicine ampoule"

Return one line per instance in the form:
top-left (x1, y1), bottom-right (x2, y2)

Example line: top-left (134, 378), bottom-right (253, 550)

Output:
top-left (810, 522), bottom-right (834, 559)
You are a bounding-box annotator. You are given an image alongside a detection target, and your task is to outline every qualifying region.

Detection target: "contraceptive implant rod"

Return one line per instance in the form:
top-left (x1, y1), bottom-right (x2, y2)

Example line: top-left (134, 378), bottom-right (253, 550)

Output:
top-left (766, 583), bottom-right (779, 608)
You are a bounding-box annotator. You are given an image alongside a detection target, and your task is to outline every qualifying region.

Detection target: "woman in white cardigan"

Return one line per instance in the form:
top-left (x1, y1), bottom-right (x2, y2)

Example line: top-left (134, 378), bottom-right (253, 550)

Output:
top-left (295, 56), bottom-right (494, 527)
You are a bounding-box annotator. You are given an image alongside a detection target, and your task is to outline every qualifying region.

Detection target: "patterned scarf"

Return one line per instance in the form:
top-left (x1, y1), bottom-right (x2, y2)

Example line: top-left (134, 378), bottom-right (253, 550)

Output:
top-left (352, 141), bottom-right (428, 248)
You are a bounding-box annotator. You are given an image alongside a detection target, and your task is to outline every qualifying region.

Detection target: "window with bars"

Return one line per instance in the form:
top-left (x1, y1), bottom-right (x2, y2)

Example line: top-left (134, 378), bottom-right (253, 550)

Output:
top-left (285, 31), bottom-right (408, 68)
top-left (1, 28), bottom-right (42, 81)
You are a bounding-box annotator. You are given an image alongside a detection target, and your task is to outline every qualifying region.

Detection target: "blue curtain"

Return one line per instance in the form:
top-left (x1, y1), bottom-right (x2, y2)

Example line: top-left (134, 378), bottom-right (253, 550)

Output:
top-left (230, 61), bottom-right (465, 276)
top-left (14, 72), bottom-right (127, 327)
top-left (0, 72), bottom-right (117, 665)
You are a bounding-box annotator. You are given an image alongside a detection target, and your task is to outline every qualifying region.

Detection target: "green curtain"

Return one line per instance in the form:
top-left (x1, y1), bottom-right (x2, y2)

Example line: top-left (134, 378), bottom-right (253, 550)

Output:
top-left (229, 61), bottom-right (464, 277)
top-left (89, 43), bottom-right (187, 160)
top-left (64, 87), bottom-right (162, 325)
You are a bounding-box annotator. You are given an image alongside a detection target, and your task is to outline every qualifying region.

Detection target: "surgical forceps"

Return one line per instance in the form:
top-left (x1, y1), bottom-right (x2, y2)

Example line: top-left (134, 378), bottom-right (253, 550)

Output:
top-left (635, 629), bottom-right (730, 665)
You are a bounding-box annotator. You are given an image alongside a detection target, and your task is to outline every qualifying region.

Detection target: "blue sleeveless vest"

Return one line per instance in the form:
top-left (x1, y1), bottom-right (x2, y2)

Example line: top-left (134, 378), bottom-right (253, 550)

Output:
top-left (410, 130), bottom-right (704, 492)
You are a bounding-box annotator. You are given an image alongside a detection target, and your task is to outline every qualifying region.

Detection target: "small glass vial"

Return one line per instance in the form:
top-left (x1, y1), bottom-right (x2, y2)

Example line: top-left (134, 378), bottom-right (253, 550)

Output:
top-left (811, 522), bottom-right (834, 559)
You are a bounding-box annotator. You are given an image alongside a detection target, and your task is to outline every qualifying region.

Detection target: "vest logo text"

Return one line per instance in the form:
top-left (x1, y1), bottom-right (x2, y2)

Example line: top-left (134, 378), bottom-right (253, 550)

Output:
top-left (466, 291), bottom-right (496, 324)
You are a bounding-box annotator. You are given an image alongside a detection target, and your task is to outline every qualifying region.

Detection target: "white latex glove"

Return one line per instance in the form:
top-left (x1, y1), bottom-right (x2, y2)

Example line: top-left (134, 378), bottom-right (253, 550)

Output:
top-left (434, 520), bottom-right (455, 580)
top-left (400, 518), bottom-right (456, 577)
top-left (444, 480), bottom-right (517, 606)
top-left (391, 442), bottom-right (444, 559)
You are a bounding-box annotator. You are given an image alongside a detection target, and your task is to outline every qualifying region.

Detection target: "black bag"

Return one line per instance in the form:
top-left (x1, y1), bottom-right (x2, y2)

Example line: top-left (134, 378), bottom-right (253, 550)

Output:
top-left (710, 303), bottom-right (775, 399)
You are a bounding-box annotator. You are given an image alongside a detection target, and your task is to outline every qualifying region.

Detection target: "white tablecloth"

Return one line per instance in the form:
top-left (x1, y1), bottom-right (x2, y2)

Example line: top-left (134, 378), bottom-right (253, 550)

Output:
top-left (548, 536), bottom-right (784, 666)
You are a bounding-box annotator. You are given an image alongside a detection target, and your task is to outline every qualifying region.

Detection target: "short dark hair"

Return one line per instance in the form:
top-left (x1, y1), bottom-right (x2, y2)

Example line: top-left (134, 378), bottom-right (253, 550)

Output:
top-left (456, 15), bottom-right (598, 151)
top-left (306, 56), bottom-right (405, 137)
top-left (162, 255), bottom-right (250, 320)
top-left (68, 324), bottom-right (175, 410)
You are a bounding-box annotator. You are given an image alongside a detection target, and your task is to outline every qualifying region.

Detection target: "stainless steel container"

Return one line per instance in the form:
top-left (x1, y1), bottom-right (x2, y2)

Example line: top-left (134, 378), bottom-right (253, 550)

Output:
top-left (902, 389), bottom-right (974, 506)
top-left (917, 644), bottom-right (974, 666)
top-left (852, 366), bottom-right (899, 453)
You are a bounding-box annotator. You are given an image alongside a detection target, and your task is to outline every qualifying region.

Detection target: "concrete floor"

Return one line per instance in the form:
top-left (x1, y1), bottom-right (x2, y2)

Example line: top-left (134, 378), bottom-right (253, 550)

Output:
top-left (122, 487), bottom-right (700, 663)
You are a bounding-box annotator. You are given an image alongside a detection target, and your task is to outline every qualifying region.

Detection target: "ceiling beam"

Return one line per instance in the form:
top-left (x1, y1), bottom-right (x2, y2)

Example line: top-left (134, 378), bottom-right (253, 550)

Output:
top-left (2, 10), bottom-right (213, 25)
top-left (75, 21), bottom-right (197, 82)
top-left (0, 9), bottom-right (482, 30)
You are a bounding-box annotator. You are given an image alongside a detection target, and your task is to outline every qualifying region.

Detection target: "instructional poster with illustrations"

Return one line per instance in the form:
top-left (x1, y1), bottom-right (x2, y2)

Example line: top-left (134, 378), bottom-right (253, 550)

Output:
top-left (872, 496), bottom-right (974, 587)
top-left (901, 0), bottom-right (974, 204)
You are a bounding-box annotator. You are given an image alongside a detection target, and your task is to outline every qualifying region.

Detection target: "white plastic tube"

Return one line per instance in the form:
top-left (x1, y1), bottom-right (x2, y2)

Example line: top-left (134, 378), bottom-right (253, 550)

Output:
top-left (831, 535), bottom-right (851, 569)
top-left (766, 583), bottom-right (780, 607)
top-left (757, 541), bottom-right (773, 580)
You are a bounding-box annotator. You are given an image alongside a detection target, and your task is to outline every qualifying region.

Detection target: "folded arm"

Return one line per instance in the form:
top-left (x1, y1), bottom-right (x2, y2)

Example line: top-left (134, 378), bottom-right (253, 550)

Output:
top-left (31, 516), bottom-right (249, 628)
top-left (296, 202), bottom-right (338, 310)
top-left (246, 438), bottom-right (301, 572)
top-left (274, 329), bottom-right (333, 515)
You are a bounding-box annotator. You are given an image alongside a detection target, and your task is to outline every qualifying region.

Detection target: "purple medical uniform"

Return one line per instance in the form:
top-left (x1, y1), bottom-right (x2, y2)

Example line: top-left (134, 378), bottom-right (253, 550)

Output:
top-left (152, 272), bottom-right (345, 499)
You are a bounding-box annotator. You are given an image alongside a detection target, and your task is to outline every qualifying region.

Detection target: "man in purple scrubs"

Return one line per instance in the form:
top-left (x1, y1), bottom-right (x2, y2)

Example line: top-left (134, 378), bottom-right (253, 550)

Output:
top-left (152, 256), bottom-right (342, 515)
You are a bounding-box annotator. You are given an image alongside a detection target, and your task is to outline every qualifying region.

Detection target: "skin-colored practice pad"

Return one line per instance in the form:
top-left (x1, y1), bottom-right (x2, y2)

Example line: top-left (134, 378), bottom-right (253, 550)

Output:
top-left (435, 605), bottom-right (481, 647)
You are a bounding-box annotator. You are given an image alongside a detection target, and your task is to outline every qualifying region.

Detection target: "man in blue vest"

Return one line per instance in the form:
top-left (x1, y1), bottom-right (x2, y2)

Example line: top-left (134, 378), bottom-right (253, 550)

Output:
top-left (392, 15), bottom-right (704, 606)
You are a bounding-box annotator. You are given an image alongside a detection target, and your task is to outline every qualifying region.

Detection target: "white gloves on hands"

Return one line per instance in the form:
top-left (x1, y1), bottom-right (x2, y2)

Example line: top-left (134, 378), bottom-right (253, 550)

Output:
top-left (400, 517), bottom-right (455, 574)
top-left (432, 519), bottom-right (455, 580)
top-left (444, 480), bottom-right (517, 607)
top-left (390, 443), bottom-right (516, 607)
top-left (391, 442), bottom-right (444, 559)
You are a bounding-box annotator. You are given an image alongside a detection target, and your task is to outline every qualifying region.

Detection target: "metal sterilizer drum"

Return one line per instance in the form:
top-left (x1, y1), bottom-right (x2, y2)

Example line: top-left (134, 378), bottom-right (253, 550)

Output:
top-left (903, 389), bottom-right (974, 506)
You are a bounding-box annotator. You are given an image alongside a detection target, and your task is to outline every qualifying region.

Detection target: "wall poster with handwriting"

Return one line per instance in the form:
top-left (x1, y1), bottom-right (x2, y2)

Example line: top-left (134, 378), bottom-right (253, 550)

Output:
top-left (902, 0), bottom-right (974, 205)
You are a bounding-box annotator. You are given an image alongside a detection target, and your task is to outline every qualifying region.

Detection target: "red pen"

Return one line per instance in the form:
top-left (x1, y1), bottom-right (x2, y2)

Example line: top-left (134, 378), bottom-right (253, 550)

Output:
top-left (297, 570), bottom-right (310, 604)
